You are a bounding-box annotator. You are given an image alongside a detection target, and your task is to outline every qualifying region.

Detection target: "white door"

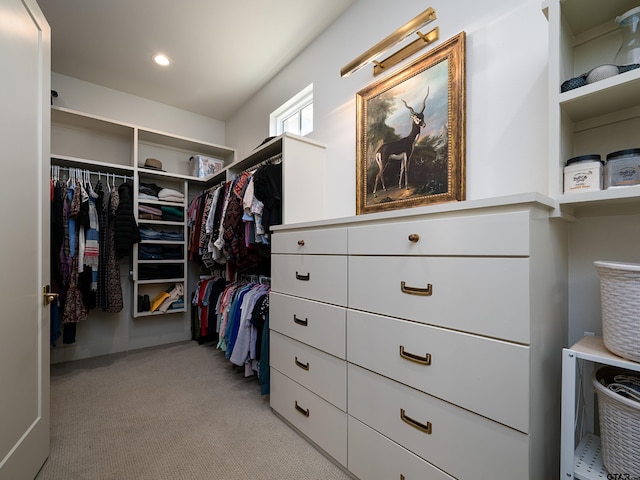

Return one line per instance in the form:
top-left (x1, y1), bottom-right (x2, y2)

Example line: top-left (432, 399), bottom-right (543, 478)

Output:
top-left (0, 0), bottom-right (51, 479)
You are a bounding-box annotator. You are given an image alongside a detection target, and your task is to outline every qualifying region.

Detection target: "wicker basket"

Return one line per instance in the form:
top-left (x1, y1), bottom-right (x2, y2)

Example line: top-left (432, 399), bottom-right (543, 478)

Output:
top-left (593, 366), bottom-right (640, 477)
top-left (594, 261), bottom-right (640, 363)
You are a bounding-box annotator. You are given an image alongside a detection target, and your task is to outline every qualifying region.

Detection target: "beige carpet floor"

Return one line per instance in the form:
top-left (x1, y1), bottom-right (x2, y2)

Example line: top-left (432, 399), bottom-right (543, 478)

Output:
top-left (35, 341), bottom-right (353, 480)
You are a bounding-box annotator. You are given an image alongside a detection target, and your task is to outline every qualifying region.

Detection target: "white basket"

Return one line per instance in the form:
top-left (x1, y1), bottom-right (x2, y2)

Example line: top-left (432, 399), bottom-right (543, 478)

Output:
top-left (593, 367), bottom-right (640, 477)
top-left (594, 261), bottom-right (640, 363)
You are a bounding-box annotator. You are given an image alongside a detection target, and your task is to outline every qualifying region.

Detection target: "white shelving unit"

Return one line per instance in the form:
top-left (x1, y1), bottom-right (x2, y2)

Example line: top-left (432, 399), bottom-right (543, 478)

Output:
top-left (133, 173), bottom-right (188, 317)
top-left (49, 106), bottom-right (236, 361)
top-left (544, 3), bottom-right (640, 478)
top-left (51, 106), bottom-right (237, 319)
top-left (543, 0), bottom-right (640, 218)
top-left (561, 336), bottom-right (640, 479)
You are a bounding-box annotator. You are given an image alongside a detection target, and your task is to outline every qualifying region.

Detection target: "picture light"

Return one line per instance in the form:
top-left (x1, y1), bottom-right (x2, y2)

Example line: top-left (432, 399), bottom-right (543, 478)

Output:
top-left (340, 7), bottom-right (438, 77)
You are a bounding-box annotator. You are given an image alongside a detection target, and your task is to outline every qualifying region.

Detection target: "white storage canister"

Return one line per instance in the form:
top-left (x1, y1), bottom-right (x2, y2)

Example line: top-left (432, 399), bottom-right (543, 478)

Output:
top-left (605, 148), bottom-right (640, 188)
top-left (563, 154), bottom-right (603, 193)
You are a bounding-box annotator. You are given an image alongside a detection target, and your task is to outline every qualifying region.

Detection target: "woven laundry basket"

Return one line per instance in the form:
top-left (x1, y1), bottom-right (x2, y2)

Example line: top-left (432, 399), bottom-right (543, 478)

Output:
top-left (593, 366), bottom-right (640, 477)
top-left (594, 261), bottom-right (640, 363)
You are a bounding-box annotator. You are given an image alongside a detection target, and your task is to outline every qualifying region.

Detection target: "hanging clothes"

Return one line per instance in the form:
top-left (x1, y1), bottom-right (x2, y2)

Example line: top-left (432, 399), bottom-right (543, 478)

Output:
top-left (95, 180), bottom-right (109, 309)
top-left (104, 184), bottom-right (123, 312)
top-left (114, 181), bottom-right (140, 258)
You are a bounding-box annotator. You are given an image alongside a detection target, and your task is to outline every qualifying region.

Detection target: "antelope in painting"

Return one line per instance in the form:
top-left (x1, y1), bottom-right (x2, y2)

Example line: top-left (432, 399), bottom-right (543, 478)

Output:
top-left (373, 88), bottom-right (429, 195)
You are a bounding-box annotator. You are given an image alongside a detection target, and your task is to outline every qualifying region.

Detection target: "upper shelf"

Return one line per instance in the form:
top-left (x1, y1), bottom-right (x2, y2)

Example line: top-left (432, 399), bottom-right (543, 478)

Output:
top-left (568, 335), bottom-right (640, 372)
top-left (51, 106), bottom-right (235, 183)
top-left (138, 128), bottom-right (235, 165)
top-left (555, 0), bottom-right (638, 37)
top-left (559, 68), bottom-right (640, 122)
top-left (224, 132), bottom-right (326, 175)
top-left (558, 186), bottom-right (640, 218)
top-left (51, 107), bottom-right (133, 139)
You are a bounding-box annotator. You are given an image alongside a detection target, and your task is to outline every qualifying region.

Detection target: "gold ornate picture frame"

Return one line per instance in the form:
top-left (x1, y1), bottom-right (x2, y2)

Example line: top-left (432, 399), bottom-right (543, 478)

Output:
top-left (356, 32), bottom-right (466, 215)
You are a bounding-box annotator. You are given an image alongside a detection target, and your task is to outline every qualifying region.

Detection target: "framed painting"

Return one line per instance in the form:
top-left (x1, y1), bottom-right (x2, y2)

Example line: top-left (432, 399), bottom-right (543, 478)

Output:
top-left (356, 32), bottom-right (466, 215)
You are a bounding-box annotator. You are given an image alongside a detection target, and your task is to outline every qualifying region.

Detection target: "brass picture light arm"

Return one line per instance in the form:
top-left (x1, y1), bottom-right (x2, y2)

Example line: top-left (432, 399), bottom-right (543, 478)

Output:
top-left (340, 7), bottom-right (437, 77)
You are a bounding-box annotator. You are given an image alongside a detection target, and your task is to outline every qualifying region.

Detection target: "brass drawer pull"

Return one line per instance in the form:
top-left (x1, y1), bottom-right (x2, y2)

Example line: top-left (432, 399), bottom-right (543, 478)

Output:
top-left (408, 233), bottom-right (420, 243)
top-left (400, 281), bottom-right (432, 296)
top-left (293, 315), bottom-right (308, 326)
top-left (399, 346), bottom-right (432, 365)
top-left (298, 239), bottom-right (305, 246)
top-left (295, 356), bottom-right (310, 371)
top-left (296, 271), bottom-right (311, 281)
top-left (295, 401), bottom-right (310, 417)
top-left (400, 408), bottom-right (432, 434)
top-left (400, 476), bottom-right (406, 480)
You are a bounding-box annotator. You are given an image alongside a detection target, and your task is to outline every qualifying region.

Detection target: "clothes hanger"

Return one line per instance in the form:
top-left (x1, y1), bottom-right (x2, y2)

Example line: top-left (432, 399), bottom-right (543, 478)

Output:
top-left (86, 170), bottom-right (97, 197)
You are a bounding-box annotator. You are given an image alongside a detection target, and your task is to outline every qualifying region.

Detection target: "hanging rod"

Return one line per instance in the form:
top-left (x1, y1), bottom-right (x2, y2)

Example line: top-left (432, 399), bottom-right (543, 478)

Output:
top-left (242, 152), bottom-right (282, 174)
top-left (52, 165), bottom-right (133, 181)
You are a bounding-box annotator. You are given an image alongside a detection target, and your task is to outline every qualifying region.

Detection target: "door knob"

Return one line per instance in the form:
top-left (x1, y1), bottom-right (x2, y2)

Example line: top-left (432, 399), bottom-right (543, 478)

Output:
top-left (43, 285), bottom-right (59, 306)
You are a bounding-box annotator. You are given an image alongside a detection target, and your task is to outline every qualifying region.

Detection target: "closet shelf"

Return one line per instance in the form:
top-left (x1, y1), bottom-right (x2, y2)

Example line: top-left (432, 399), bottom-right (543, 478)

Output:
top-left (138, 128), bottom-right (235, 162)
top-left (574, 434), bottom-right (608, 480)
top-left (557, 187), bottom-right (640, 217)
top-left (559, 69), bottom-right (640, 123)
top-left (135, 308), bottom-right (186, 318)
top-left (139, 240), bottom-right (184, 245)
top-left (138, 167), bottom-right (216, 183)
top-left (138, 218), bottom-right (182, 227)
top-left (137, 260), bottom-right (185, 264)
top-left (138, 198), bottom-right (186, 207)
top-left (136, 278), bottom-right (185, 285)
top-left (51, 155), bottom-right (134, 175)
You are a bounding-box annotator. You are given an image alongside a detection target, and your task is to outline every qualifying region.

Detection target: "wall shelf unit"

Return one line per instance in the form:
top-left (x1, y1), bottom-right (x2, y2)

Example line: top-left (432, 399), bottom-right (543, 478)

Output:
top-left (543, 0), bottom-right (640, 218)
top-left (544, 2), bottom-right (640, 477)
top-left (50, 105), bottom-right (236, 362)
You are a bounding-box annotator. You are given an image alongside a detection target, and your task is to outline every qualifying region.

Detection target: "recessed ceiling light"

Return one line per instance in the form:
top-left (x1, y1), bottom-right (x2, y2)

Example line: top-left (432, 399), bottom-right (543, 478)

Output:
top-left (153, 54), bottom-right (170, 66)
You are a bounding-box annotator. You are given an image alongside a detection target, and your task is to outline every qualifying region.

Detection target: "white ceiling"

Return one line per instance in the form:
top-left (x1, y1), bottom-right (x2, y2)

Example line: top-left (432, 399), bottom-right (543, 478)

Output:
top-left (37, 0), bottom-right (355, 121)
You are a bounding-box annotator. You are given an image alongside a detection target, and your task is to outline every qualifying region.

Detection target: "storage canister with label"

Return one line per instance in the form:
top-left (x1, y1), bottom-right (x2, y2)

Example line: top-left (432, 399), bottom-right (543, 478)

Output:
top-left (563, 154), bottom-right (603, 193)
top-left (605, 148), bottom-right (640, 188)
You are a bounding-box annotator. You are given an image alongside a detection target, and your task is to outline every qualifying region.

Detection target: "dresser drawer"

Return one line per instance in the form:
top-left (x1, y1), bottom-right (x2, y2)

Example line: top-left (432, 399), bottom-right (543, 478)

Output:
top-left (272, 254), bottom-right (347, 306)
top-left (348, 210), bottom-right (530, 256)
top-left (348, 416), bottom-right (455, 480)
top-left (270, 368), bottom-right (347, 466)
top-left (271, 227), bottom-right (347, 254)
top-left (270, 292), bottom-right (346, 359)
top-left (347, 310), bottom-right (529, 432)
top-left (270, 331), bottom-right (346, 411)
top-left (348, 364), bottom-right (529, 480)
top-left (348, 255), bottom-right (530, 343)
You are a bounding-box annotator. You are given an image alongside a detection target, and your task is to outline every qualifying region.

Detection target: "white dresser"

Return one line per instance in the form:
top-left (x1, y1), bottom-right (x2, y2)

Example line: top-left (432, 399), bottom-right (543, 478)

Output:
top-left (270, 227), bottom-right (349, 466)
top-left (270, 194), bottom-right (567, 480)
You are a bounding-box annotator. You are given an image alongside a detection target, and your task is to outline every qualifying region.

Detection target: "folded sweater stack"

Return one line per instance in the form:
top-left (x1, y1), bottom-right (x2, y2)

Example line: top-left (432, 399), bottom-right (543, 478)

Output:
top-left (158, 188), bottom-right (184, 203)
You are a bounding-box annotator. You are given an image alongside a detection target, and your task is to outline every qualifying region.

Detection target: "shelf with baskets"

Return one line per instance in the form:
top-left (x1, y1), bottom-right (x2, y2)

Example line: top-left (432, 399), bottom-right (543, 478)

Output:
top-left (543, 0), bottom-right (640, 217)
top-left (561, 335), bottom-right (640, 479)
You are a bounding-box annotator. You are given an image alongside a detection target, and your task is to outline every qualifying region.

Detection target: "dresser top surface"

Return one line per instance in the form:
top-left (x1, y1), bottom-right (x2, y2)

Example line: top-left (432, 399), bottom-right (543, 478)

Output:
top-left (272, 192), bottom-right (556, 232)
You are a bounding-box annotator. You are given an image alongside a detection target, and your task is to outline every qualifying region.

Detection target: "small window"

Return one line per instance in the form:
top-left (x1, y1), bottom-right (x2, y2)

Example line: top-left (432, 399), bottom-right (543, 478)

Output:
top-left (270, 84), bottom-right (313, 136)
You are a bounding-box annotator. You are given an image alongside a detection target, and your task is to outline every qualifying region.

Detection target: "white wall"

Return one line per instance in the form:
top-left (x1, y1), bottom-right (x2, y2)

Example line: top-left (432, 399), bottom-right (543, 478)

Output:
top-left (51, 72), bottom-right (226, 145)
top-left (226, 0), bottom-right (549, 219)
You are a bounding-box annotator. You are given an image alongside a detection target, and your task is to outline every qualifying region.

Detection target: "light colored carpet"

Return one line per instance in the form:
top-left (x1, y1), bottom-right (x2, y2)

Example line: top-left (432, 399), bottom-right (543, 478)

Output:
top-left (35, 341), bottom-right (353, 480)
